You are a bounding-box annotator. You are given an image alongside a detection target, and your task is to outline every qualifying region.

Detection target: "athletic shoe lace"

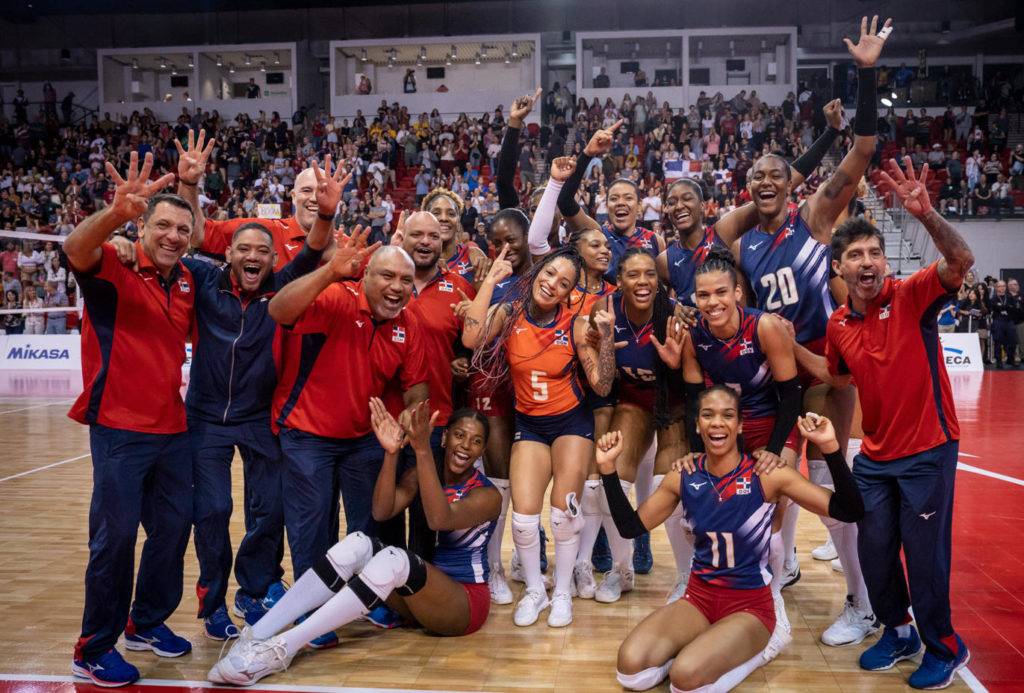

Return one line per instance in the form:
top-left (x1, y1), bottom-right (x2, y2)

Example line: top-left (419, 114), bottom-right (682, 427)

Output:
top-left (236, 638), bottom-right (289, 676)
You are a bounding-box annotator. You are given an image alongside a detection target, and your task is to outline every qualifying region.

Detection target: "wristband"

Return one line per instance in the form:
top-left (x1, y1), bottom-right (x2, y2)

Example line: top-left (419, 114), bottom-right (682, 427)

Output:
top-left (317, 211), bottom-right (335, 221)
top-left (791, 128), bottom-right (841, 178)
top-left (179, 179), bottom-right (197, 187)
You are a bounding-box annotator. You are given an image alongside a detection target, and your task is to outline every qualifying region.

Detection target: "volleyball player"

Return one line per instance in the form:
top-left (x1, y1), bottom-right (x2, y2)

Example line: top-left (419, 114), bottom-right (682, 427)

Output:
top-left (733, 16), bottom-right (892, 602)
top-left (208, 402), bottom-right (500, 686)
top-left (599, 388), bottom-right (864, 692)
top-left (422, 187), bottom-right (488, 285)
top-left (463, 247), bottom-right (616, 627)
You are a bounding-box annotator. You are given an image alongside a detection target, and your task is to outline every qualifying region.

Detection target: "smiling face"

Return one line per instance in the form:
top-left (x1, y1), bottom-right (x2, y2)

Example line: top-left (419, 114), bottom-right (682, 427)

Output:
top-left (443, 416), bottom-right (487, 477)
top-left (697, 388), bottom-right (742, 456)
top-left (833, 235), bottom-right (887, 307)
top-left (363, 250), bottom-right (415, 320)
top-left (531, 256), bottom-right (578, 311)
top-left (489, 217), bottom-right (527, 272)
top-left (747, 155), bottom-right (791, 219)
top-left (140, 201), bottom-right (193, 275)
top-left (619, 253), bottom-right (657, 311)
top-left (427, 195), bottom-right (461, 244)
top-left (694, 268), bottom-right (741, 330)
top-left (290, 167), bottom-right (318, 232)
top-left (400, 211), bottom-right (443, 271)
top-left (226, 226), bottom-right (276, 293)
top-left (607, 181), bottom-right (641, 232)
top-left (663, 182), bottom-right (703, 235)
top-left (575, 229), bottom-right (611, 276)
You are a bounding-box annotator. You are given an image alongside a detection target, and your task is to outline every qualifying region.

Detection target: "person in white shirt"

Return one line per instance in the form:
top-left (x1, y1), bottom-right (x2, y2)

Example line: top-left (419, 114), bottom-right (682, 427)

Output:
top-left (641, 192), bottom-right (662, 223)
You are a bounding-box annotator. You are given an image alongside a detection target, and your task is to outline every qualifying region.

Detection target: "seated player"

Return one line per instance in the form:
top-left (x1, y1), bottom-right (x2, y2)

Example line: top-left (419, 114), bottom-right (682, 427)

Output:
top-left (598, 387), bottom-right (864, 692)
top-left (207, 402), bottom-right (501, 686)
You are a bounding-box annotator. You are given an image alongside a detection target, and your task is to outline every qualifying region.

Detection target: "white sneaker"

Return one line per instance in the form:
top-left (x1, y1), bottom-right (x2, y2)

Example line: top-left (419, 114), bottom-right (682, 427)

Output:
top-left (208, 633), bottom-right (293, 686)
top-left (595, 566), bottom-right (634, 603)
top-left (513, 588), bottom-right (549, 627)
top-left (811, 536), bottom-right (838, 561)
top-left (509, 551), bottom-right (552, 589)
top-left (780, 553), bottom-right (801, 589)
top-left (573, 561), bottom-right (597, 600)
top-left (831, 558), bottom-right (845, 573)
top-left (547, 590), bottom-right (573, 627)
top-left (665, 574), bottom-right (689, 604)
top-left (488, 563), bottom-right (513, 605)
top-left (763, 591), bottom-right (793, 662)
top-left (821, 596), bottom-right (881, 646)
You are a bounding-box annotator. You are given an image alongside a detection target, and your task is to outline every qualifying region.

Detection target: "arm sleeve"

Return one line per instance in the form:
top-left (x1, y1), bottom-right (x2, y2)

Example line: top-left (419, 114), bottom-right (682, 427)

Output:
top-left (527, 179), bottom-right (562, 255)
top-left (288, 282), bottom-right (351, 334)
top-left (273, 244), bottom-right (326, 289)
top-left (497, 126), bottom-right (521, 210)
top-left (766, 376), bottom-right (802, 455)
top-left (600, 471), bottom-right (649, 539)
top-left (825, 449), bottom-right (865, 522)
top-left (556, 153), bottom-right (593, 218)
top-left (791, 127), bottom-right (840, 178)
top-left (684, 380), bottom-right (705, 453)
top-left (853, 68), bottom-right (878, 137)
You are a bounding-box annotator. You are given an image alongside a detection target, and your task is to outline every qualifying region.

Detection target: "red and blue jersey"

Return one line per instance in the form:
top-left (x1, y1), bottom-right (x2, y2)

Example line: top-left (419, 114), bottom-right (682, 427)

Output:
top-left (690, 307), bottom-right (776, 419)
top-left (611, 291), bottom-right (658, 392)
top-left (433, 469), bottom-right (497, 584)
top-left (681, 454), bottom-right (775, 590)
top-left (826, 262), bottom-right (960, 461)
top-left (602, 223), bottom-right (659, 282)
top-left (665, 226), bottom-right (725, 307)
top-left (738, 209), bottom-right (835, 343)
top-left (446, 242), bottom-right (476, 284)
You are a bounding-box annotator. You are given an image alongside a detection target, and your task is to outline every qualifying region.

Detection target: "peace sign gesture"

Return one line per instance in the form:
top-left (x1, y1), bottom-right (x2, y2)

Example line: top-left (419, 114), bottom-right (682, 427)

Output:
top-left (510, 87), bottom-right (543, 126)
top-left (844, 15), bottom-right (893, 68)
top-left (585, 119), bottom-right (624, 157)
top-left (484, 243), bottom-right (514, 286)
top-left (174, 128), bottom-right (215, 185)
top-left (107, 151), bottom-right (177, 223)
top-left (309, 154), bottom-right (351, 218)
top-left (877, 156), bottom-right (933, 219)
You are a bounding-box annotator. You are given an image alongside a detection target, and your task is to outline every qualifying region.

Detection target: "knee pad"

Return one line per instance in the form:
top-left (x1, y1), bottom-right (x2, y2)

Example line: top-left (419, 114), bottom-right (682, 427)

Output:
top-left (347, 546), bottom-right (417, 608)
top-left (550, 506), bottom-right (583, 543)
top-left (511, 512), bottom-right (540, 549)
top-left (581, 480), bottom-right (602, 517)
top-left (617, 660), bottom-right (673, 691)
top-left (314, 531), bottom-right (383, 592)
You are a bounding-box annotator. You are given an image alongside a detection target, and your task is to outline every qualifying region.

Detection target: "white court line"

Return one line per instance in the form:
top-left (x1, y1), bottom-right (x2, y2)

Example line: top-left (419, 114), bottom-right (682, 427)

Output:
top-left (0, 674), bottom-right (481, 693)
top-left (0, 452), bottom-right (90, 482)
top-left (957, 461), bottom-right (1024, 487)
top-left (959, 666), bottom-right (990, 693)
top-left (0, 399), bottom-right (73, 415)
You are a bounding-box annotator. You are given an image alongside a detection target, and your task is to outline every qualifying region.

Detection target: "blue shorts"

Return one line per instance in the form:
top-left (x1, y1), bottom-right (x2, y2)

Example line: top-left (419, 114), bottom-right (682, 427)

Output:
top-left (513, 406), bottom-right (595, 446)
top-left (585, 386), bottom-right (617, 411)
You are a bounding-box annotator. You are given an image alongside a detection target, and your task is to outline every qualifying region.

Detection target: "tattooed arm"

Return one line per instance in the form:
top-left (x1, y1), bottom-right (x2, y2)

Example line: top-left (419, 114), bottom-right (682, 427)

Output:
top-left (803, 140), bottom-right (873, 244)
top-left (574, 311), bottom-right (616, 397)
top-left (923, 210), bottom-right (974, 290)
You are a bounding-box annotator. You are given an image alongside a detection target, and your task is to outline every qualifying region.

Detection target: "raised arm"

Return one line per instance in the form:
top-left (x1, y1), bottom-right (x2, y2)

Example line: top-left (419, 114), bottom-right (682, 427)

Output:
top-left (369, 398), bottom-right (419, 522)
top-left (174, 129), bottom-right (215, 248)
top-left (573, 300), bottom-right (616, 397)
top-left (498, 88), bottom-right (542, 210)
top-left (528, 156), bottom-right (574, 257)
top-left (461, 243), bottom-right (513, 349)
top-left (64, 151), bottom-right (176, 272)
top-left (557, 120), bottom-right (623, 233)
top-left (595, 431), bottom-right (682, 537)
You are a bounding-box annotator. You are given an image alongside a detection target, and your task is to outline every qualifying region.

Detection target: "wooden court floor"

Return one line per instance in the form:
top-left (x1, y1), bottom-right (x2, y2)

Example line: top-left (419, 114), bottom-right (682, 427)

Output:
top-left (2, 372), bottom-right (1020, 692)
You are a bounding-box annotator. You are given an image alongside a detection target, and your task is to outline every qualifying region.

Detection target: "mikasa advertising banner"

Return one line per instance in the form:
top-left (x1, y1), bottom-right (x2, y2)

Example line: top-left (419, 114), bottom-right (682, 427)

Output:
top-left (0, 334), bottom-right (80, 370)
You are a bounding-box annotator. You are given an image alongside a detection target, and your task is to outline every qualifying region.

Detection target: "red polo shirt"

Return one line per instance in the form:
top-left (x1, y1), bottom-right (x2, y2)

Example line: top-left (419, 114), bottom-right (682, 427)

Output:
top-left (272, 281), bottom-right (428, 439)
top-left (385, 268), bottom-right (475, 426)
top-left (202, 216), bottom-right (307, 270)
top-left (69, 242), bottom-right (194, 433)
top-left (826, 262), bottom-right (959, 460)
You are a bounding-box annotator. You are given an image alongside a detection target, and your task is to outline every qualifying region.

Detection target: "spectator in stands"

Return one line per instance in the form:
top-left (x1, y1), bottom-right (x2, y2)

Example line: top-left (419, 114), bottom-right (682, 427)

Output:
top-left (2, 289), bottom-right (22, 334)
top-left (593, 67), bottom-right (610, 89)
top-left (21, 282), bottom-right (43, 335)
top-left (246, 79), bottom-right (261, 99)
top-left (403, 69), bottom-right (417, 94)
top-left (45, 255), bottom-right (66, 285)
top-left (1, 240), bottom-right (17, 275)
top-left (972, 174), bottom-right (994, 217)
top-left (43, 280), bottom-right (68, 334)
top-left (983, 152), bottom-right (1004, 179)
top-left (990, 280), bottom-right (1021, 368)
top-left (927, 143), bottom-right (946, 167)
top-left (937, 298), bottom-right (958, 333)
top-left (954, 106), bottom-right (971, 143)
top-left (17, 241), bottom-right (42, 284)
top-left (1010, 279), bottom-right (1024, 363)
top-left (966, 151), bottom-right (981, 190)
top-left (991, 174), bottom-right (1014, 218)
top-left (946, 150), bottom-right (963, 187)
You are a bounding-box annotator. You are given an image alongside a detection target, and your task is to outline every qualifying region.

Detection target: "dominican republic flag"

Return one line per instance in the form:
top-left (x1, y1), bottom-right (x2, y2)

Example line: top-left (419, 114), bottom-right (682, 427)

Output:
top-left (392, 326), bottom-right (406, 343)
top-left (664, 160), bottom-right (685, 180)
top-left (439, 279), bottom-right (454, 293)
top-left (554, 329), bottom-right (569, 346)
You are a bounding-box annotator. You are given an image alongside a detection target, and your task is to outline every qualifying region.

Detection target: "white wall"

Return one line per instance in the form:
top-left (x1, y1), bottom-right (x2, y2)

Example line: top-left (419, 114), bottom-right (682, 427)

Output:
top-left (337, 57), bottom-right (533, 98)
top-left (920, 221), bottom-right (1024, 279)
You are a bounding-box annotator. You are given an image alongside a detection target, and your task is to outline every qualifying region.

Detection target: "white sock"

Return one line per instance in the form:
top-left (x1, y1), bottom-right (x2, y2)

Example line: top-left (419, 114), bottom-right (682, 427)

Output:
top-left (486, 478), bottom-right (511, 568)
top-left (280, 587), bottom-right (364, 656)
top-left (769, 531), bottom-right (785, 594)
top-left (667, 650), bottom-right (766, 692)
top-left (577, 480), bottom-right (603, 565)
top-left (550, 504), bottom-right (583, 595)
top-left (781, 500), bottom-right (800, 565)
top-left (512, 511), bottom-right (544, 593)
top-left (634, 442), bottom-right (656, 504)
top-left (837, 522), bottom-right (871, 608)
top-left (896, 623), bottom-right (912, 638)
top-left (617, 659), bottom-right (673, 690)
top-left (656, 475), bottom-right (693, 579)
top-left (600, 480), bottom-right (635, 571)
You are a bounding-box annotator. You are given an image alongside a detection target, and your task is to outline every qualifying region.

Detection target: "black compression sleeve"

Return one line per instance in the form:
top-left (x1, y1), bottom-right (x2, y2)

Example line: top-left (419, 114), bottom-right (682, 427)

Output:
top-left (684, 381), bottom-right (705, 453)
top-left (792, 127), bottom-right (841, 178)
top-left (600, 471), bottom-right (648, 539)
top-left (497, 126), bottom-right (521, 210)
top-left (557, 152), bottom-right (592, 219)
top-left (853, 67), bottom-right (878, 136)
top-left (766, 377), bottom-right (802, 456)
top-left (825, 448), bottom-right (865, 522)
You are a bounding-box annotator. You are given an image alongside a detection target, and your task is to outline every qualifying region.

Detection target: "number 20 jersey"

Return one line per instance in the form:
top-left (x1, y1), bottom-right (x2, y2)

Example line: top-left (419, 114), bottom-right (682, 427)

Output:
top-left (680, 454), bottom-right (775, 589)
top-left (738, 209), bottom-right (836, 344)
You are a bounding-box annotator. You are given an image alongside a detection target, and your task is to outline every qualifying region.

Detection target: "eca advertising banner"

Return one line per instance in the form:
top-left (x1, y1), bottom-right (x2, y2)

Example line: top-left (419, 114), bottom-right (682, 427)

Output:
top-left (939, 332), bottom-right (983, 372)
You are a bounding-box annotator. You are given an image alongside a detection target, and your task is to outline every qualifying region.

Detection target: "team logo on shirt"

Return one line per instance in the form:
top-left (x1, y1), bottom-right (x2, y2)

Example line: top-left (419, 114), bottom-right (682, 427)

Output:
top-left (735, 476), bottom-right (752, 495)
top-left (177, 279), bottom-right (190, 293)
top-left (698, 343), bottom-right (713, 351)
top-left (392, 326), bottom-right (406, 343)
top-left (554, 329), bottom-right (569, 346)
top-left (879, 304), bottom-right (891, 320)
top-left (739, 339), bottom-right (754, 356)
top-left (439, 279), bottom-right (454, 293)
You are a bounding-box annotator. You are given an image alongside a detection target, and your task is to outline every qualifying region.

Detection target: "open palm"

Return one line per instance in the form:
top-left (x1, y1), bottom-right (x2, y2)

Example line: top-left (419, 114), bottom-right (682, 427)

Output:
top-left (844, 16), bottom-right (893, 68)
top-left (108, 151), bottom-right (176, 221)
top-left (878, 156), bottom-right (933, 219)
top-left (174, 128), bottom-right (215, 185)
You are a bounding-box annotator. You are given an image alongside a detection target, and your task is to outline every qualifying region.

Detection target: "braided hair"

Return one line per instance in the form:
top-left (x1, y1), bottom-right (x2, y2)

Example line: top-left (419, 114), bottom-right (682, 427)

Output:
top-left (694, 245), bottom-right (739, 288)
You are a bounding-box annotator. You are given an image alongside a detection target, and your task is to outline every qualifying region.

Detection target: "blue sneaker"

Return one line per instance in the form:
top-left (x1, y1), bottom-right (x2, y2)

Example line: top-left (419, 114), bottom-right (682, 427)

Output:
top-left (295, 613), bottom-right (339, 650)
top-left (366, 604), bottom-right (404, 629)
top-left (859, 625), bottom-right (923, 671)
top-left (592, 527), bottom-right (612, 573)
top-left (203, 605), bottom-right (240, 641)
top-left (72, 646), bottom-right (140, 688)
top-left (539, 525), bottom-right (549, 574)
top-left (233, 591), bottom-right (267, 626)
top-left (908, 637), bottom-right (970, 690)
top-left (633, 532), bottom-right (653, 574)
top-left (260, 580), bottom-right (289, 611)
top-left (124, 621), bottom-right (192, 657)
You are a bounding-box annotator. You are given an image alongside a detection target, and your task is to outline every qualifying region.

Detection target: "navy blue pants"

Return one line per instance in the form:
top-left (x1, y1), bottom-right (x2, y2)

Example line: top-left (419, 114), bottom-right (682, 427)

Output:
top-left (79, 425), bottom-right (192, 657)
top-left (991, 319), bottom-right (1018, 366)
top-left (190, 418), bottom-right (285, 618)
top-left (854, 441), bottom-right (960, 659)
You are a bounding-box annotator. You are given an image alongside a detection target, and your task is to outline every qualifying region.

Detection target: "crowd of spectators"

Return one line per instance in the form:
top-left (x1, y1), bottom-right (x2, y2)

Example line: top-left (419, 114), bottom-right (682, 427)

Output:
top-left (953, 272), bottom-right (1024, 368)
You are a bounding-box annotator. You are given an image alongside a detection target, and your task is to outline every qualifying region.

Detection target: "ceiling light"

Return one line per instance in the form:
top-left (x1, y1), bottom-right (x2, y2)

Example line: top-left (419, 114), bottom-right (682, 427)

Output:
top-left (159, 56), bottom-right (166, 69)
top-left (512, 43), bottom-right (519, 58)
top-left (419, 46), bottom-right (427, 60)
top-left (215, 54), bottom-right (223, 67)
top-left (475, 52), bottom-right (481, 65)
top-left (504, 53), bottom-right (510, 64)
top-left (229, 63), bottom-right (235, 74)
top-left (131, 58), bottom-right (139, 70)
top-left (260, 62), bottom-right (266, 73)
top-left (361, 48), bottom-right (367, 62)
top-left (244, 55), bottom-right (251, 66)
top-left (450, 45), bottom-right (457, 59)
top-left (881, 97), bottom-right (893, 107)
top-left (187, 55), bottom-right (194, 68)
top-left (274, 52), bottom-right (280, 65)
top-left (171, 65), bottom-right (177, 76)
top-left (891, 91), bottom-right (898, 100)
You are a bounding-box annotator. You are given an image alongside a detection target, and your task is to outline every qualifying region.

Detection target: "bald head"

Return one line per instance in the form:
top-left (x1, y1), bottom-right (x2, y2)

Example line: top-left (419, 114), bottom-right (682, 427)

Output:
top-left (400, 211), bottom-right (444, 271)
top-left (291, 166), bottom-right (321, 231)
top-left (364, 246), bottom-right (415, 320)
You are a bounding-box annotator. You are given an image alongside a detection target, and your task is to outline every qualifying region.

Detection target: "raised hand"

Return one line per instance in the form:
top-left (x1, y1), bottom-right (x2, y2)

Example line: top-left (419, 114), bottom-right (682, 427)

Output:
top-left (510, 87), bottom-right (543, 125)
top-left (451, 286), bottom-right (472, 319)
top-left (585, 119), bottom-right (624, 157)
top-left (402, 400), bottom-right (440, 452)
top-left (650, 315), bottom-right (687, 369)
top-left (369, 397), bottom-right (405, 454)
top-left (107, 151), bottom-right (177, 222)
top-left (390, 210), bottom-right (407, 246)
top-left (878, 156), bottom-right (933, 218)
top-left (310, 154), bottom-right (351, 219)
top-left (549, 156), bottom-right (577, 183)
top-left (823, 99), bottom-right (845, 130)
top-left (844, 15), bottom-right (893, 68)
top-left (484, 243), bottom-right (514, 286)
top-left (797, 412), bottom-right (839, 450)
top-left (592, 306), bottom-right (615, 343)
top-left (174, 128), bottom-right (215, 185)
top-left (329, 225), bottom-right (381, 280)
top-left (595, 430), bottom-right (624, 473)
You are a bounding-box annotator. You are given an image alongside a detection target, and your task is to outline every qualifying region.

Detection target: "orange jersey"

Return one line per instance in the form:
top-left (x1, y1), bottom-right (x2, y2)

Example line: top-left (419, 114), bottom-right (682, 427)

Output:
top-left (571, 280), bottom-right (616, 315)
top-left (506, 305), bottom-right (583, 416)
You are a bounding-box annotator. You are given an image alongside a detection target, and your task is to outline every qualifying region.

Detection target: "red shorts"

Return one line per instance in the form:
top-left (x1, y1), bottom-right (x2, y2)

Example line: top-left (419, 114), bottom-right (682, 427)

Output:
top-left (469, 374), bottom-right (514, 418)
top-left (797, 337), bottom-right (827, 389)
top-left (460, 581), bottom-right (491, 635)
top-left (742, 415), bottom-right (801, 453)
top-left (683, 575), bottom-right (776, 634)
